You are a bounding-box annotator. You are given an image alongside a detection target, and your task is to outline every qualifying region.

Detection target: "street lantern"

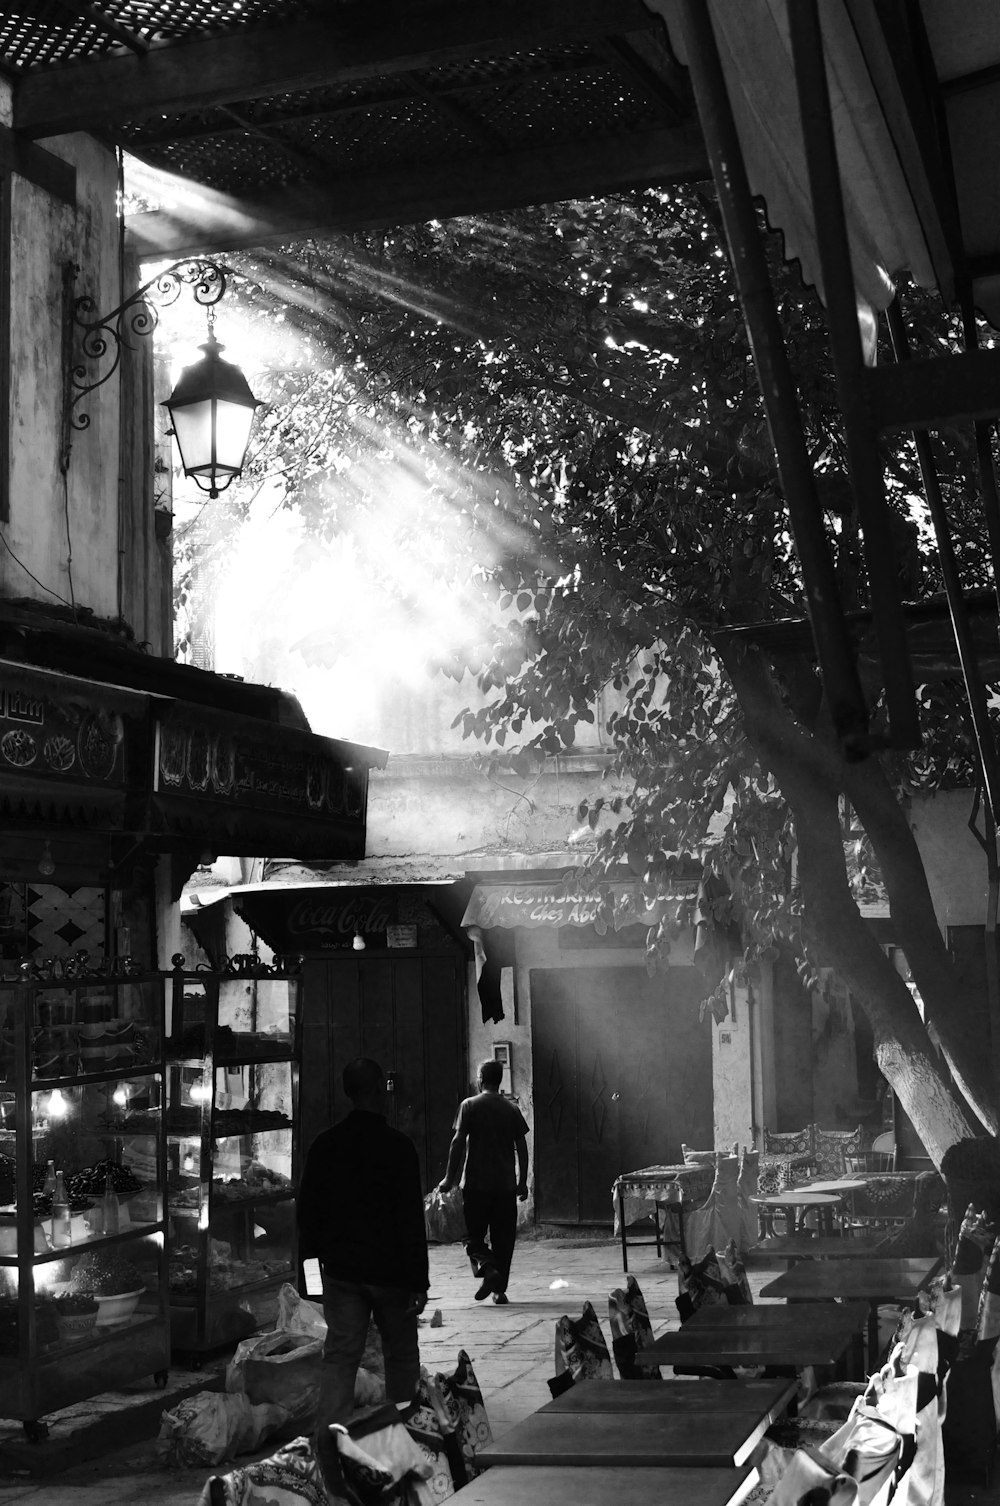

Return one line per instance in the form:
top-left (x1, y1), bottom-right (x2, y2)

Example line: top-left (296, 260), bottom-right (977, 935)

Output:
top-left (162, 322), bottom-right (260, 498)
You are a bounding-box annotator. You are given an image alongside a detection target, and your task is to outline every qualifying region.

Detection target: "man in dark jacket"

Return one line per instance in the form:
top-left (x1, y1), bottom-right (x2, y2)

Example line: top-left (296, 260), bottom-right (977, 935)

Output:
top-left (438, 1058), bottom-right (529, 1304)
top-left (297, 1057), bottom-right (428, 1430)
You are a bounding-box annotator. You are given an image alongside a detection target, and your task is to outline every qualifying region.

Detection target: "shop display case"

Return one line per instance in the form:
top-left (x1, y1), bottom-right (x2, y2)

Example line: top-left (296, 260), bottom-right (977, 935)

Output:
top-left (0, 961), bottom-right (169, 1439)
top-left (165, 959), bottom-right (300, 1357)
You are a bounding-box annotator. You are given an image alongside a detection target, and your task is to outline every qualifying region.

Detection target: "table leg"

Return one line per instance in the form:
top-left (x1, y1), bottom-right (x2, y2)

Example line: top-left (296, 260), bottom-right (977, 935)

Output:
top-left (866, 1300), bottom-right (879, 1371)
top-left (618, 1187), bottom-right (628, 1273)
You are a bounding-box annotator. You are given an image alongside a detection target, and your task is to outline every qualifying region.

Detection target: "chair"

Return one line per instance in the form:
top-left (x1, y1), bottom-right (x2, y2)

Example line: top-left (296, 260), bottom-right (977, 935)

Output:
top-left (684, 1153), bottom-right (741, 1262)
top-left (845, 1150), bottom-right (896, 1174)
top-left (813, 1124), bottom-right (864, 1178)
top-left (761, 1126), bottom-right (817, 1187)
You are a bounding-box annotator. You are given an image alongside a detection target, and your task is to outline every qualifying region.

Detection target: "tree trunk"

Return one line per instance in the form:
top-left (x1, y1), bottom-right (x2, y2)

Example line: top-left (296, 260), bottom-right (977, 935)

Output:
top-left (723, 643), bottom-right (980, 1166)
top-left (844, 755), bottom-right (1000, 1135)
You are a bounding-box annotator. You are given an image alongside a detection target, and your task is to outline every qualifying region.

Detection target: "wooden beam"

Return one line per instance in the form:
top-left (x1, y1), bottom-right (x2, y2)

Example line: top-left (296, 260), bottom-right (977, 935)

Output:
top-left (125, 121), bottom-right (709, 257)
top-left (0, 124), bottom-right (75, 207)
top-left (14, 0), bottom-right (660, 140)
top-left (862, 349), bottom-right (1000, 432)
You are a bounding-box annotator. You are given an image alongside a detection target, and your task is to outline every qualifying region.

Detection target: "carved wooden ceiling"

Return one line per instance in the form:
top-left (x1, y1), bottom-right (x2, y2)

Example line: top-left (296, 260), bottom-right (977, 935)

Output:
top-left (1, 1), bottom-right (709, 255)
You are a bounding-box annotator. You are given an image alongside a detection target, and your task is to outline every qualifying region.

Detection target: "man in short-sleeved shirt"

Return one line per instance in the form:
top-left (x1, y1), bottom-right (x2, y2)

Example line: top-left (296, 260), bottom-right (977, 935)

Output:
top-left (438, 1059), bottom-right (529, 1304)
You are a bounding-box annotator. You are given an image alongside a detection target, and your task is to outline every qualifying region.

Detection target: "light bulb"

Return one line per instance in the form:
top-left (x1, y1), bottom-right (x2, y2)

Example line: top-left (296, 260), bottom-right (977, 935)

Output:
top-left (112, 1082), bottom-right (129, 1107)
top-left (182, 1152), bottom-right (194, 1172)
top-left (352, 932), bottom-right (366, 951)
top-left (38, 841), bottom-right (55, 878)
top-left (48, 1088), bottom-right (68, 1118)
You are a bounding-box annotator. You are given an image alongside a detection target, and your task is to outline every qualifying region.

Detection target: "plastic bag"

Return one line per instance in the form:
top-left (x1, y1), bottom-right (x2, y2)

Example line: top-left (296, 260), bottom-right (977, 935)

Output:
top-left (227, 1331), bottom-right (324, 1420)
top-left (277, 1281), bottom-right (326, 1339)
top-left (424, 1187), bottom-right (466, 1244)
top-left (158, 1389), bottom-right (290, 1466)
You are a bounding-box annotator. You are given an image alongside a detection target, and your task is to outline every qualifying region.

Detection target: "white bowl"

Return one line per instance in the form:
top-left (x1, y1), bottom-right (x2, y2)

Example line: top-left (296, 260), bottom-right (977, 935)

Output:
top-left (93, 1289), bottom-right (144, 1326)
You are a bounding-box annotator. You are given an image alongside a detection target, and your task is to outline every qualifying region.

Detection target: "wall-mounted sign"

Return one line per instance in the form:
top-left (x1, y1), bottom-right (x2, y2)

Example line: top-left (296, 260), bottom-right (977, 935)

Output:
top-left (461, 881), bottom-right (694, 931)
top-left (155, 706), bottom-right (368, 819)
top-left (0, 666), bottom-right (141, 789)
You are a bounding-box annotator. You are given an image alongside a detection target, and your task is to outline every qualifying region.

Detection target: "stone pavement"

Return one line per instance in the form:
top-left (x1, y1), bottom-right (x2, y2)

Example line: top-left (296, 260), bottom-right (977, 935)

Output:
top-left (0, 1235), bottom-right (677, 1506)
top-left (0, 1234), bottom-right (992, 1506)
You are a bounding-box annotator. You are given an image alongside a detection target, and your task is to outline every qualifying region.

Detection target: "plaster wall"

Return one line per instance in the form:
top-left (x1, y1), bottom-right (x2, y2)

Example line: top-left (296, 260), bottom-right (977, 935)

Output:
top-left (364, 753), bottom-right (629, 869)
top-left (908, 787), bottom-right (986, 931)
top-left (711, 981), bottom-right (756, 1151)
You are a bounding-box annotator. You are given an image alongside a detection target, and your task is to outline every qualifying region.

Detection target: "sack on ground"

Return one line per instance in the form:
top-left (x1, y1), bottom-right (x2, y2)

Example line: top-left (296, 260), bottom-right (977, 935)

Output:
top-left (277, 1281), bottom-right (327, 1339)
top-left (233, 1331), bottom-right (325, 1420)
top-left (159, 1389), bottom-right (291, 1467)
top-left (424, 1188), bottom-right (466, 1244)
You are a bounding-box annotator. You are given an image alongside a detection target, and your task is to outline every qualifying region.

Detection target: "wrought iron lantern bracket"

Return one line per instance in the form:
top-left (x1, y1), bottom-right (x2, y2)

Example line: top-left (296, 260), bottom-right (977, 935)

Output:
top-left (61, 257), bottom-right (229, 471)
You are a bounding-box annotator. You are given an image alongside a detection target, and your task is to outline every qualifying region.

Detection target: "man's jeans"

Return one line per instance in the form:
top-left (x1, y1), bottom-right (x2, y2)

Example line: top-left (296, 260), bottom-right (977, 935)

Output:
top-left (317, 1277), bottom-right (421, 1427)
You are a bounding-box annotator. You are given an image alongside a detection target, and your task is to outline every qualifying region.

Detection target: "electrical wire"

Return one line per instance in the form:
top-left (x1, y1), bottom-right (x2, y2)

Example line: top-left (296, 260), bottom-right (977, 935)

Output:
top-left (60, 467), bottom-right (77, 613)
top-left (0, 529), bottom-right (75, 608)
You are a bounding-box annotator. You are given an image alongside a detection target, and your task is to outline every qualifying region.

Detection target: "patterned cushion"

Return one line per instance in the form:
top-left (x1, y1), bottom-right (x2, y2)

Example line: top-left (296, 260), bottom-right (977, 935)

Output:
top-left (952, 1204), bottom-right (998, 1330)
top-left (434, 1351), bottom-right (493, 1477)
top-left (200, 1435), bottom-right (327, 1506)
top-left (762, 1126), bottom-right (813, 1156)
top-left (608, 1274), bottom-right (660, 1380)
top-left (405, 1372), bottom-right (460, 1500)
top-left (554, 1301), bottom-right (613, 1382)
top-left (718, 1238), bottom-right (753, 1305)
top-left (813, 1124), bottom-right (863, 1178)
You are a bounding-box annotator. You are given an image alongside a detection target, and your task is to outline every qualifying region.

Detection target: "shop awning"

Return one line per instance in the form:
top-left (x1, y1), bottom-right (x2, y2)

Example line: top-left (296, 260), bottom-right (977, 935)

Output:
top-left (0, 642), bottom-right (386, 881)
top-left (460, 879), bottom-right (698, 932)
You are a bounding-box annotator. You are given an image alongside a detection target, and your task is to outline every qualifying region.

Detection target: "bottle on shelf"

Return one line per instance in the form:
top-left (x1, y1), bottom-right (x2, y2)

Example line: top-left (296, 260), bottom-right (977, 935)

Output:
top-left (50, 1170), bottom-right (71, 1247)
top-left (42, 1160), bottom-right (57, 1198)
top-left (100, 1170), bottom-right (119, 1235)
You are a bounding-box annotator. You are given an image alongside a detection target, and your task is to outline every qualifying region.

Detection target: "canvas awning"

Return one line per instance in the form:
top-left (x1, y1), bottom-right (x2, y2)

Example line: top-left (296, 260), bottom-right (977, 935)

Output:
top-left (645, 0), bottom-right (1000, 329)
top-left (460, 878), bottom-right (698, 932)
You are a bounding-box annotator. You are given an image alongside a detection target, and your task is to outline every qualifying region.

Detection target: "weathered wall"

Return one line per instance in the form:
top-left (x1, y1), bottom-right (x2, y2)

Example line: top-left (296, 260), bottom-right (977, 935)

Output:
top-left (364, 750), bottom-right (629, 871)
top-left (3, 113), bottom-right (165, 647)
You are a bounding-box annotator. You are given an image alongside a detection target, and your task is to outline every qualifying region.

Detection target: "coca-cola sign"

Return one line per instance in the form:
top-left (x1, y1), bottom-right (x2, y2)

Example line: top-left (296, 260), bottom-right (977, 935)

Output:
top-left (288, 895), bottom-right (392, 940)
top-left (235, 889), bottom-right (404, 951)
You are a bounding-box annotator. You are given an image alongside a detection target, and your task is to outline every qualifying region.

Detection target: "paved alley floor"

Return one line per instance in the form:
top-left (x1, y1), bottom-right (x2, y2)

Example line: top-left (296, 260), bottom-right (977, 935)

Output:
top-left (0, 1234), bottom-right (993, 1506)
top-left (0, 1235), bottom-right (679, 1506)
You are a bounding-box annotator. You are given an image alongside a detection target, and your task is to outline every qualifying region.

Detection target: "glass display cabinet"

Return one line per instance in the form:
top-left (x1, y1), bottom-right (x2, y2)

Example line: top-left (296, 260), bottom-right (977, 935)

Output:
top-left (165, 958), bottom-right (300, 1358)
top-left (0, 960), bottom-right (169, 1440)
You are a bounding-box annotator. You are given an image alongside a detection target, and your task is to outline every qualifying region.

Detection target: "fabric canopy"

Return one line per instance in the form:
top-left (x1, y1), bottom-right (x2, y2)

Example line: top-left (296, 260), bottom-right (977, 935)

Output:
top-left (645, 0), bottom-right (1000, 328)
top-left (645, 0), bottom-right (943, 315)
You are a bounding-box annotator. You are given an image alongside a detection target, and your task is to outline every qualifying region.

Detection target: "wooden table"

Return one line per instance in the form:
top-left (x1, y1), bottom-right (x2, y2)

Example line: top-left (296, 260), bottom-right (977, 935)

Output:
top-left (759, 1255), bottom-right (942, 1364)
top-left (633, 1300), bottom-right (868, 1377)
top-left (538, 1377), bottom-right (797, 1418)
top-left (751, 1190), bottom-right (843, 1237)
top-left (613, 1165), bottom-right (706, 1271)
top-left (482, 1376), bottom-right (796, 1469)
top-left (754, 1234), bottom-right (887, 1263)
top-left (450, 1464), bottom-right (761, 1506)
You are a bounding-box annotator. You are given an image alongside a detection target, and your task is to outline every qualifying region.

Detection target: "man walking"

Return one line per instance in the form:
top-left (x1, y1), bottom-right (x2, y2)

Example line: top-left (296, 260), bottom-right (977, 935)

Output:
top-left (297, 1056), bottom-right (428, 1441)
top-left (438, 1059), bottom-right (529, 1304)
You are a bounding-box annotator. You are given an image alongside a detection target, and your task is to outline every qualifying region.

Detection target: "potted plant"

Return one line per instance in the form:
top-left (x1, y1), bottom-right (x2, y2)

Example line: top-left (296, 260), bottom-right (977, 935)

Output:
top-left (69, 1253), bottom-right (146, 1326)
top-left (53, 1292), bottom-right (99, 1342)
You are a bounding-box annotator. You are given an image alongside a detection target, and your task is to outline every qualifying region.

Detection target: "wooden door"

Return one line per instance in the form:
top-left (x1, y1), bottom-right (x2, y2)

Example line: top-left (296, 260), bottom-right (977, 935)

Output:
top-left (530, 966), bottom-right (712, 1224)
top-left (300, 952), bottom-right (466, 1192)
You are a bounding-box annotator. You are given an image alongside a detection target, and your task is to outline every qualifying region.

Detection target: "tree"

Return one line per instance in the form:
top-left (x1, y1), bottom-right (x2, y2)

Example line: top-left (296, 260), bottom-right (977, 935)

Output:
top-left (177, 184), bottom-right (999, 1166)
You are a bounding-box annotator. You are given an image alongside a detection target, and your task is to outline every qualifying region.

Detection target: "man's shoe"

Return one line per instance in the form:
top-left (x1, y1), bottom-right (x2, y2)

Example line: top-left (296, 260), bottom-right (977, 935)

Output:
top-left (491, 1292), bottom-right (509, 1305)
top-left (474, 1279), bottom-right (494, 1301)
